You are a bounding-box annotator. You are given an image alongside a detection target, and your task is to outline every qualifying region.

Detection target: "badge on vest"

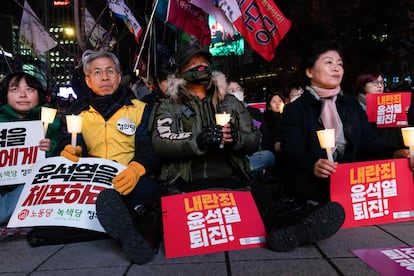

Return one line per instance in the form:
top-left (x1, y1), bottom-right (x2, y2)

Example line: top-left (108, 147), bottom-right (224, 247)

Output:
top-left (117, 117), bottom-right (136, 135)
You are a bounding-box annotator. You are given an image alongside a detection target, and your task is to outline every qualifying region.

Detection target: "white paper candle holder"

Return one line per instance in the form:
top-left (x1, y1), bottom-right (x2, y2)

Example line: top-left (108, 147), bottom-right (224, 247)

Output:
top-left (317, 129), bottom-right (335, 162)
top-left (41, 107), bottom-right (57, 135)
top-left (66, 115), bottom-right (83, 148)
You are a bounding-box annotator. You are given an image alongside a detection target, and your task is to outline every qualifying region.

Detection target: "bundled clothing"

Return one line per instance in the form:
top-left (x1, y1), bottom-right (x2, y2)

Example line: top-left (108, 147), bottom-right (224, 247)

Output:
top-left (280, 87), bottom-right (400, 202)
top-left (60, 85), bottom-right (158, 208)
top-left (151, 71), bottom-right (261, 186)
top-left (0, 104), bottom-right (60, 225)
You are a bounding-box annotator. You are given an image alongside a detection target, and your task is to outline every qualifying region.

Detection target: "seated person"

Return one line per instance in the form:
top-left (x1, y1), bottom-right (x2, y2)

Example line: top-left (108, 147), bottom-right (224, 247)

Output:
top-left (227, 80), bottom-right (275, 173)
top-left (280, 41), bottom-right (408, 203)
top-left (0, 72), bottom-right (60, 226)
top-left (59, 50), bottom-right (160, 264)
top-left (151, 43), bottom-right (346, 253)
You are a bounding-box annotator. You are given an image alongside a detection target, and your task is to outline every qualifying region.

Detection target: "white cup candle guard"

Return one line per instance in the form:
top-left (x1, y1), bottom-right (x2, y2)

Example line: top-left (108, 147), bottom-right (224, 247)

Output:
top-left (317, 129), bottom-right (335, 162)
top-left (215, 113), bottom-right (231, 126)
top-left (41, 107), bottom-right (57, 135)
top-left (215, 113), bottom-right (231, 148)
top-left (279, 102), bottom-right (285, 113)
top-left (66, 115), bottom-right (83, 148)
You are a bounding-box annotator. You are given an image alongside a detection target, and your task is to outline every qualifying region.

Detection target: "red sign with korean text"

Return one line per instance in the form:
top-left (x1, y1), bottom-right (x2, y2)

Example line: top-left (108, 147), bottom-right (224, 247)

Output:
top-left (162, 190), bottom-right (267, 258)
top-left (366, 92), bottom-right (411, 127)
top-left (330, 158), bottom-right (414, 228)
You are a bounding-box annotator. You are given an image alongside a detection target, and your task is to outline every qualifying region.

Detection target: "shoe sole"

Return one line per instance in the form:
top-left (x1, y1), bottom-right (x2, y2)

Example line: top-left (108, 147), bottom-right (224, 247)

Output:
top-left (96, 189), bottom-right (154, 264)
top-left (268, 202), bottom-right (345, 252)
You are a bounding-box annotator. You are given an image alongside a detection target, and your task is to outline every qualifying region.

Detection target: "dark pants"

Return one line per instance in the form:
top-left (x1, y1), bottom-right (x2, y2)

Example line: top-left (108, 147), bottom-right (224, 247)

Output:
top-left (283, 170), bottom-right (330, 203)
top-left (124, 175), bottom-right (161, 209)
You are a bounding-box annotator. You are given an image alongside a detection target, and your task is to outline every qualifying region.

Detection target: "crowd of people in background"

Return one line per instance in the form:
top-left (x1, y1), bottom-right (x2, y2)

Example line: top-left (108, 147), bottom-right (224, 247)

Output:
top-left (0, 40), bottom-right (413, 265)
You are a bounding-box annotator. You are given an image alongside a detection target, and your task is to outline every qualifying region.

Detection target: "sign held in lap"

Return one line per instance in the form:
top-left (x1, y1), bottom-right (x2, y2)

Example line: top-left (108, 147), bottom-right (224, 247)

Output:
top-left (7, 156), bottom-right (125, 232)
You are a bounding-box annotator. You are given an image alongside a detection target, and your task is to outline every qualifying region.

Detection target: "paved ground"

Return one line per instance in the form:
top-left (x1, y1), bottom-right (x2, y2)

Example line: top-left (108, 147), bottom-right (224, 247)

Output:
top-left (1, 221), bottom-right (413, 275)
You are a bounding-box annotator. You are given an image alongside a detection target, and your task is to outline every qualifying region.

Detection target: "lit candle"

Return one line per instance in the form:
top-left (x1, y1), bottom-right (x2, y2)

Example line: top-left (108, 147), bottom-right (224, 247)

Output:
top-left (41, 107), bottom-right (57, 135)
top-left (215, 112), bottom-right (231, 148)
top-left (316, 128), bottom-right (335, 162)
top-left (401, 127), bottom-right (414, 167)
top-left (66, 115), bottom-right (83, 148)
top-left (215, 112), bottom-right (231, 126)
top-left (279, 102), bottom-right (285, 113)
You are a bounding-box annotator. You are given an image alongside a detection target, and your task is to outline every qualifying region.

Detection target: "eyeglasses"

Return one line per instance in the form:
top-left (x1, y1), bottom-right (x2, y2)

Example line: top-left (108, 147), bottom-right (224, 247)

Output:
top-left (88, 67), bottom-right (119, 78)
top-left (369, 80), bottom-right (385, 86)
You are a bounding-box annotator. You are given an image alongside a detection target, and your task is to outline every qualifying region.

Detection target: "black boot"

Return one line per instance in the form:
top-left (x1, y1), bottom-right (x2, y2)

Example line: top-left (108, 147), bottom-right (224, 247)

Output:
top-left (96, 189), bottom-right (154, 264)
top-left (129, 201), bottom-right (163, 254)
top-left (27, 226), bottom-right (108, 247)
top-left (267, 201), bottom-right (345, 252)
top-left (261, 197), bottom-right (309, 232)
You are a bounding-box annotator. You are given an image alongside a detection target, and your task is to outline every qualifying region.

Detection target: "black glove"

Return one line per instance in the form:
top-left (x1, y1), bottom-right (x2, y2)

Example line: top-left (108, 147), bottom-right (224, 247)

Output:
top-left (229, 123), bottom-right (239, 144)
top-left (196, 125), bottom-right (223, 150)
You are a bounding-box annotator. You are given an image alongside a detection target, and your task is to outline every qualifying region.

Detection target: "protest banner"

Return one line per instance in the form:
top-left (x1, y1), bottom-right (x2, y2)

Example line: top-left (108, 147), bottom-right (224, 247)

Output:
top-left (162, 190), bottom-right (267, 258)
top-left (366, 92), bottom-right (411, 127)
top-left (247, 102), bottom-right (266, 113)
top-left (7, 156), bottom-right (125, 232)
top-left (352, 246), bottom-right (414, 275)
top-left (0, 120), bottom-right (45, 186)
top-left (330, 158), bottom-right (414, 228)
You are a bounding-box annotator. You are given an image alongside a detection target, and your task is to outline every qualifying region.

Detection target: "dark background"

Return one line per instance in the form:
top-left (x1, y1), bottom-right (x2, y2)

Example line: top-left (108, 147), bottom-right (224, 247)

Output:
top-left (1, 0), bottom-right (414, 98)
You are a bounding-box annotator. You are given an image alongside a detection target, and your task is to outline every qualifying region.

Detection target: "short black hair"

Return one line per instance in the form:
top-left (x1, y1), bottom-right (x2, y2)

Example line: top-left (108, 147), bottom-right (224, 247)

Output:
top-left (0, 72), bottom-right (46, 105)
top-left (302, 40), bottom-right (343, 69)
top-left (301, 40), bottom-right (344, 84)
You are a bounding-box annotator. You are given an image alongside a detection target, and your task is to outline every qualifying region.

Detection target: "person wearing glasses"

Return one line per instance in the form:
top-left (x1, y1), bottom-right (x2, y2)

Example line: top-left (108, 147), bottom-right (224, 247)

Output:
top-left (355, 71), bottom-right (385, 111)
top-left (58, 50), bottom-right (160, 264)
top-left (355, 71), bottom-right (405, 151)
top-left (151, 43), bottom-right (347, 254)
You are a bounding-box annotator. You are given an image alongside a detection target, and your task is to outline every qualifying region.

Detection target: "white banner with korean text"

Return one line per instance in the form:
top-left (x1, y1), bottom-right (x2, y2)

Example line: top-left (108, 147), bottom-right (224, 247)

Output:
top-left (0, 120), bottom-right (45, 186)
top-left (7, 157), bottom-right (125, 232)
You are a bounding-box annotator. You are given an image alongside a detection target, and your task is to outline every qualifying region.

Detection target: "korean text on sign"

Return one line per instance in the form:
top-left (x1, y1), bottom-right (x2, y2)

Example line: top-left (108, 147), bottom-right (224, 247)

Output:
top-left (381, 247), bottom-right (414, 271)
top-left (377, 94), bottom-right (402, 125)
top-left (184, 192), bottom-right (241, 249)
top-left (349, 161), bottom-right (397, 221)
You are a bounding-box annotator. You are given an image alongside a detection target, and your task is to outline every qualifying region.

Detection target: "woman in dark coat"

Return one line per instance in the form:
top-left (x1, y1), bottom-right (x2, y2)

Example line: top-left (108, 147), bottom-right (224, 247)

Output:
top-left (280, 41), bottom-right (408, 203)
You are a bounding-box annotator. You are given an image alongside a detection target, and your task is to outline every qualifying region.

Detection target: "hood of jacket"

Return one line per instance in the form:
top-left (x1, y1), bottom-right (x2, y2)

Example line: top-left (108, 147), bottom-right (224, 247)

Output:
top-left (164, 71), bottom-right (228, 104)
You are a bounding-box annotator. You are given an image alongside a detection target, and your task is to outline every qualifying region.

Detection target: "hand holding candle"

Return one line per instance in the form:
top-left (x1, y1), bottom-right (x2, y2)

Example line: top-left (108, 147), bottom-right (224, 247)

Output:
top-left (41, 107), bottom-right (57, 135)
top-left (401, 127), bottom-right (414, 168)
top-left (279, 102), bottom-right (285, 113)
top-left (215, 112), bottom-right (231, 148)
top-left (66, 115), bottom-right (83, 149)
top-left (317, 129), bottom-right (335, 162)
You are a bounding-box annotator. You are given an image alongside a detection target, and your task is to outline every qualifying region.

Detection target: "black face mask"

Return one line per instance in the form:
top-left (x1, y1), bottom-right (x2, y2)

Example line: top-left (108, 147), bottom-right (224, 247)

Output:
top-left (181, 65), bottom-right (212, 85)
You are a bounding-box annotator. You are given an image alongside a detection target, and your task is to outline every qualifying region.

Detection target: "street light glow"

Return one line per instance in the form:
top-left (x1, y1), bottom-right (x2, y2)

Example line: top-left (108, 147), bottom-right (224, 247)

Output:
top-left (64, 27), bottom-right (75, 37)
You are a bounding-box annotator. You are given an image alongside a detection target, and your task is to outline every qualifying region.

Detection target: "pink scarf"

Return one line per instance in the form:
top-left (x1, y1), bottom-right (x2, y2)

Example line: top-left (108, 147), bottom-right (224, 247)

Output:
top-left (311, 86), bottom-right (346, 157)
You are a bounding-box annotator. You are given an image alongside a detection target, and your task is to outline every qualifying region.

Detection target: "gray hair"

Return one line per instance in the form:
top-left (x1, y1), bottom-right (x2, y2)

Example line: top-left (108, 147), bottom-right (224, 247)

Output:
top-left (82, 50), bottom-right (121, 76)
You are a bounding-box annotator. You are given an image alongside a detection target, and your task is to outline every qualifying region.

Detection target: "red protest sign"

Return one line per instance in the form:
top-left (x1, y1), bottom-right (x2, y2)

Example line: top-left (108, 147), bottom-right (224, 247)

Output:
top-left (330, 158), bottom-right (414, 228)
top-left (161, 190), bottom-right (267, 258)
top-left (247, 102), bottom-right (266, 113)
top-left (366, 92), bottom-right (411, 127)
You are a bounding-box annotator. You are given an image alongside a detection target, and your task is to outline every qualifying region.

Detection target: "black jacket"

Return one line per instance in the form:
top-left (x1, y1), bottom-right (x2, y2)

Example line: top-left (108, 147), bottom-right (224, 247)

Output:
top-left (280, 88), bottom-right (399, 173)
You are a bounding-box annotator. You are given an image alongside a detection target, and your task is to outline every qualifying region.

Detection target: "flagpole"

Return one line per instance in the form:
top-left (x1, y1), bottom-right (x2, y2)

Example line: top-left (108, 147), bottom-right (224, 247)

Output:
top-left (133, 0), bottom-right (159, 73)
top-left (74, 0), bottom-right (87, 51)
